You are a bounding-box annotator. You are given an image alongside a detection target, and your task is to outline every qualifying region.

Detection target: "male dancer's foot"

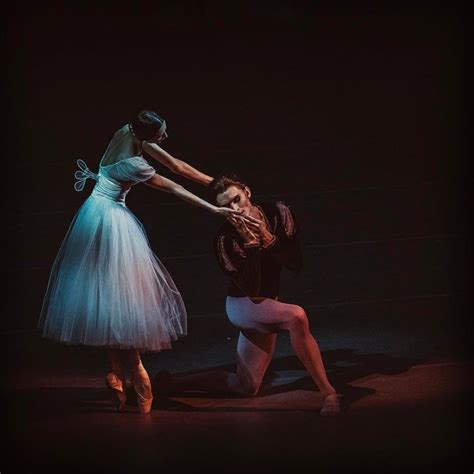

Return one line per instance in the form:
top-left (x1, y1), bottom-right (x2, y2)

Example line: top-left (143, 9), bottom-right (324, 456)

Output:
top-left (320, 393), bottom-right (341, 417)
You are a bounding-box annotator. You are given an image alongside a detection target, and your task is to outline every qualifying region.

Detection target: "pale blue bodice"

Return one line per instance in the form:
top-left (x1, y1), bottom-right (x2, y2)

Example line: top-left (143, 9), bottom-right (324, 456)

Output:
top-left (92, 173), bottom-right (130, 203)
top-left (74, 158), bottom-right (155, 204)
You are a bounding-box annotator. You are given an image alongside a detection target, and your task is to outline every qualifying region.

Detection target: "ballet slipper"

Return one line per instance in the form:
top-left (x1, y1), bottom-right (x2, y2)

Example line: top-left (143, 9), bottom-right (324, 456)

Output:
top-left (131, 367), bottom-right (153, 414)
top-left (320, 393), bottom-right (341, 417)
top-left (105, 373), bottom-right (127, 412)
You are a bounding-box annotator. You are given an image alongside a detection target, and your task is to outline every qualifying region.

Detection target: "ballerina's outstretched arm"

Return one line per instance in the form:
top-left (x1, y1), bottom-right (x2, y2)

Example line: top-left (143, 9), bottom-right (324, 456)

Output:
top-left (144, 173), bottom-right (255, 222)
top-left (142, 142), bottom-right (213, 186)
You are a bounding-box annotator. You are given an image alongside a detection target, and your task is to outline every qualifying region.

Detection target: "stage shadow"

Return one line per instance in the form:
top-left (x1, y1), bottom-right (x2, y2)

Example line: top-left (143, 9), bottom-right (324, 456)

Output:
top-left (3, 349), bottom-right (422, 418)
top-left (146, 349), bottom-right (423, 412)
top-left (263, 349), bottom-right (421, 405)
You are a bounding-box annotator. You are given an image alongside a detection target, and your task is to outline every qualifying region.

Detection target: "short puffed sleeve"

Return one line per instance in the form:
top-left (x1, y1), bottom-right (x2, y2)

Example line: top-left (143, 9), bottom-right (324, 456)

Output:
top-left (275, 201), bottom-right (298, 239)
top-left (116, 157), bottom-right (156, 183)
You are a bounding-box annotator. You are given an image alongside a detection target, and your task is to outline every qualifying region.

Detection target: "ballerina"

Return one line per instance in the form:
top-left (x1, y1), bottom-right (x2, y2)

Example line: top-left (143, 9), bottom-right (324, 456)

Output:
top-left (39, 110), bottom-right (248, 413)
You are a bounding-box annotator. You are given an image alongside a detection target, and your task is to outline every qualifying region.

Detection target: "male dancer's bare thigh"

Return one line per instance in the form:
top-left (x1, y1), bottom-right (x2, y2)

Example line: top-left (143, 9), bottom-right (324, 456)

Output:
top-left (226, 296), bottom-right (302, 332)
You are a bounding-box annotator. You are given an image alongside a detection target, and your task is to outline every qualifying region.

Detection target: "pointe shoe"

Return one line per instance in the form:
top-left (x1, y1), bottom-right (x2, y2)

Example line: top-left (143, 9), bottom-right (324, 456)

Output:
top-left (136, 392), bottom-right (153, 414)
top-left (131, 367), bottom-right (153, 414)
top-left (320, 393), bottom-right (341, 417)
top-left (105, 373), bottom-right (127, 412)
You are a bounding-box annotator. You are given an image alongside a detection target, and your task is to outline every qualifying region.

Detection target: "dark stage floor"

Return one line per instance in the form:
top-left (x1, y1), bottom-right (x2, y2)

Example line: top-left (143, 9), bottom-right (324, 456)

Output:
top-left (4, 302), bottom-right (472, 474)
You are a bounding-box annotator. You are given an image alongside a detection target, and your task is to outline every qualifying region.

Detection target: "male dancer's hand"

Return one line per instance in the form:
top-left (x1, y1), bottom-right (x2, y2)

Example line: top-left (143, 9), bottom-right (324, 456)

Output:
top-left (227, 214), bottom-right (260, 247)
top-left (247, 216), bottom-right (276, 248)
top-left (228, 214), bottom-right (275, 248)
top-left (215, 207), bottom-right (245, 219)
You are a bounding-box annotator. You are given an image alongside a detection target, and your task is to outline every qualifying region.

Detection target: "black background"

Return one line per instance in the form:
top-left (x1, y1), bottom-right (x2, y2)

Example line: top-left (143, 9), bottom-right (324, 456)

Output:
top-left (5, 2), bottom-right (468, 332)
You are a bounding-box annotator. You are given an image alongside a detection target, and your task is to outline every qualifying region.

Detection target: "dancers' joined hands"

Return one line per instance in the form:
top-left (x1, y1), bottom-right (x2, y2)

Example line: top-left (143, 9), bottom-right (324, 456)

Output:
top-left (227, 211), bottom-right (275, 248)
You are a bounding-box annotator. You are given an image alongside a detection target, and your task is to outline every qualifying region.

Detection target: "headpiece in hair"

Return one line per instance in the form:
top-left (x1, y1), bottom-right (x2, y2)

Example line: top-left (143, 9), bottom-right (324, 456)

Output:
top-left (128, 119), bottom-right (166, 140)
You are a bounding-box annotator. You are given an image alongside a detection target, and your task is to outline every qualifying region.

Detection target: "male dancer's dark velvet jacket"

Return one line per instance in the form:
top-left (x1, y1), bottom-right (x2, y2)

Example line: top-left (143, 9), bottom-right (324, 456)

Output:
top-left (213, 201), bottom-right (303, 298)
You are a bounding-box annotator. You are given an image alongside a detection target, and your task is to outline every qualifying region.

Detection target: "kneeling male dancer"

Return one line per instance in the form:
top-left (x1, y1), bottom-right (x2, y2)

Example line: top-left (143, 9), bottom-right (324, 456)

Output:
top-left (155, 173), bottom-right (340, 416)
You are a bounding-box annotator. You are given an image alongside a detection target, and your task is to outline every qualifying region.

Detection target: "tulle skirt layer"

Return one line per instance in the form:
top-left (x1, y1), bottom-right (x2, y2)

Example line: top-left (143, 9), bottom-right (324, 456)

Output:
top-left (39, 194), bottom-right (187, 352)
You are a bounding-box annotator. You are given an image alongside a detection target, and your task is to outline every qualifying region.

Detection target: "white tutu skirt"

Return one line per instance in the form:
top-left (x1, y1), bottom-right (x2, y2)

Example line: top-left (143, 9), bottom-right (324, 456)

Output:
top-left (39, 194), bottom-right (187, 352)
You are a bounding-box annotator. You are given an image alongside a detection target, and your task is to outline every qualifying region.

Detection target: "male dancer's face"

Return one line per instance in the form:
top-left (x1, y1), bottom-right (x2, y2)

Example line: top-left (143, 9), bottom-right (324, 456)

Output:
top-left (216, 185), bottom-right (253, 215)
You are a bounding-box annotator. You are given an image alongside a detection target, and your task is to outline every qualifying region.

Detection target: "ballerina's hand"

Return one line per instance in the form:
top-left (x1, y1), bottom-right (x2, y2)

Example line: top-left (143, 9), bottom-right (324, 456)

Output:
top-left (214, 207), bottom-right (244, 219)
top-left (228, 214), bottom-right (266, 233)
top-left (228, 214), bottom-right (275, 247)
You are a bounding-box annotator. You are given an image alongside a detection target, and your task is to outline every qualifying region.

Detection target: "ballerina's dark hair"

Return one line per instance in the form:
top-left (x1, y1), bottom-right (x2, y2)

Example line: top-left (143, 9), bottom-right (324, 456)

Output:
top-left (129, 109), bottom-right (165, 141)
top-left (208, 172), bottom-right (249, 205)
